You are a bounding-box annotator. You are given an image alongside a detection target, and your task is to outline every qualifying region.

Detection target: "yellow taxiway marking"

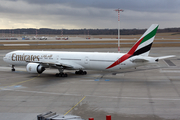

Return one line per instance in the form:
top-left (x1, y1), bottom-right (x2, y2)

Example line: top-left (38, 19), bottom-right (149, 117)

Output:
top-left (0, 74), bottom-right (40, 90)
top-left (64, 96), bottom-right (86, 116)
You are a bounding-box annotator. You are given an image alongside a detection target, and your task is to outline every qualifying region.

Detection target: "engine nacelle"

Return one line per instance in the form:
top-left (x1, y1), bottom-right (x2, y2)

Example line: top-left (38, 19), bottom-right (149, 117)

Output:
top-left (26, 63), bottom-right (45, 74)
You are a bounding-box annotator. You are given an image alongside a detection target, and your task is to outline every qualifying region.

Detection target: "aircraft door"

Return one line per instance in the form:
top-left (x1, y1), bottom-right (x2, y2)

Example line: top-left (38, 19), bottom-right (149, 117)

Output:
top-left (84, 56), bottom-right (89, 64)
top-left (56, 55), bottom-right (59, 63)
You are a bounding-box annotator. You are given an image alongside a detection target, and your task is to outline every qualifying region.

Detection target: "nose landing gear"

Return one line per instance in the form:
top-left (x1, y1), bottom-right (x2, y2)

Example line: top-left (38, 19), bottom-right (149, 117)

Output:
top-left (12, 65), bottom-right (15, 71)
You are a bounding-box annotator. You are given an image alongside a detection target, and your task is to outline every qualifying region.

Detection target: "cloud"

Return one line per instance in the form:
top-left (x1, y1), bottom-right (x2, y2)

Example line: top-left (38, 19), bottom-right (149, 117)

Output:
top-left (0, 0), bottom-right (180, 29)
top-left (22, 0), bottom-right (180, 13)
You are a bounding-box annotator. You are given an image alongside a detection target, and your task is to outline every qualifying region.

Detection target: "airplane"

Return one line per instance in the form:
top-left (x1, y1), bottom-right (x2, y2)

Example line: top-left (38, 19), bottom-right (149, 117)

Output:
top-left (56, 36), bottom-right (68, 40)
top-left (3, 24), bottom-right (175, 77)
top-left (33, 36), bottom-right (48, 40)
top-left (38, 36), bottom-right (47, 40)
top-left (32, 36), bottom-right (37, 40)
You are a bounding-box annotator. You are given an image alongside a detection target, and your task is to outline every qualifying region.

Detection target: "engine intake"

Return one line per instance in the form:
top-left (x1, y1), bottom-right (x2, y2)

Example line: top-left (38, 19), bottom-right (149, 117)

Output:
top-left (26, 63), bottom-right (45, 74)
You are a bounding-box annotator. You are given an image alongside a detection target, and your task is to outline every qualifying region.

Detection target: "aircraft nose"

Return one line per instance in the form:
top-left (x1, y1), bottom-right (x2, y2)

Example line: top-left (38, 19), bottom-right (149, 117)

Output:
top-left (3, 54), bottom-right (8, 62)
top-left (3, 55), bottom-right (7, 62)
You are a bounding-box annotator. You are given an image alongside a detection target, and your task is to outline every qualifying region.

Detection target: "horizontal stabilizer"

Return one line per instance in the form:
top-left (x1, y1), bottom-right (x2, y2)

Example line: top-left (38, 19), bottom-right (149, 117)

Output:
top-left (157, 55), bottom-right (176, 60)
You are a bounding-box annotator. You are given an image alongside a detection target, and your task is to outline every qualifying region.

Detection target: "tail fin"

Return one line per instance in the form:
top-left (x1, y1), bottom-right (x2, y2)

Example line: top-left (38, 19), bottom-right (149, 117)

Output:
top-left (128, 24), bottom-right (159, 57)
top-left (106, 24), bottom-right (159, 69)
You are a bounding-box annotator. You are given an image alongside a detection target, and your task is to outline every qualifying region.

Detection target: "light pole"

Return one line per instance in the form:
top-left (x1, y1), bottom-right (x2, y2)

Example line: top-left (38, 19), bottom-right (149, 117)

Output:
top-left (114, 8), bottom-right (124, 53)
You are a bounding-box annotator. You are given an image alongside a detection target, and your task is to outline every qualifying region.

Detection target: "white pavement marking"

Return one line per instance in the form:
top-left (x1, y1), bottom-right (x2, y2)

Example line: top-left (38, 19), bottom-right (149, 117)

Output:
top-left (160, 68), bottom-right (180, 73)
top-left (2, 89), bottom-right (180, 101)
top-left (0, 66), bottom-right (26, 72)
top-left (3, 44), bottom-right (30, 46)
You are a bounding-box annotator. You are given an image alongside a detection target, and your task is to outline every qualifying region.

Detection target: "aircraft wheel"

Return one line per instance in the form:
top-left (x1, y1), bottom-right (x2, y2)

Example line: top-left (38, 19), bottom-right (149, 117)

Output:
top-left (12, 65), bottom-right (15, 71)
top-left (83, 71), bottom-right (87, 75)
top-left (55, 73), bottom-right (59, 77)
top-left (60, 73), bottom-right (64, 77)
top-left (75, 70), bottom-right (87, 75)
top-left (55, 73), bottom-right (68, 77)
top-left (64, 73), bottom-right (68, 77)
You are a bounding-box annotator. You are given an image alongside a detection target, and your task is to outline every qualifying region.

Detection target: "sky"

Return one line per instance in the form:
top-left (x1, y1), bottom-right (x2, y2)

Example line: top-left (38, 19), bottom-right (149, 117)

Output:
top-left (0, 0), bottom-right (180, 29)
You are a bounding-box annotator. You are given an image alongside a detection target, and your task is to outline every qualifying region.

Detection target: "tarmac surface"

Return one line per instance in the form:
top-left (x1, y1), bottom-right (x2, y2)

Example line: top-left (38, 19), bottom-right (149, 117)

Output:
top-left (0, 47), bottom-right (180, 120)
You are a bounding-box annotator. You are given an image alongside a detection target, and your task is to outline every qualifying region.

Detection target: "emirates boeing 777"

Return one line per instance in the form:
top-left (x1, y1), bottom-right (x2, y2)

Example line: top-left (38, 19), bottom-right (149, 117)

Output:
top-left (3, 24), bottom-right (174, 77)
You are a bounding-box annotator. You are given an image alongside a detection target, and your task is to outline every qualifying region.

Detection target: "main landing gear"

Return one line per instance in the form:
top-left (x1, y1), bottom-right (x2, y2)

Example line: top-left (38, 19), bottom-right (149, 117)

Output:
top-left (55, 69), bottom-right (87, 77)
top-left (12, 65), bottom-right (15, 71)
top-left (55, 69), bottom-right (68, 77)
top-left (55, 72), bottom-right (68, 77)
top-left (75, 70), bottom-right (87, 75)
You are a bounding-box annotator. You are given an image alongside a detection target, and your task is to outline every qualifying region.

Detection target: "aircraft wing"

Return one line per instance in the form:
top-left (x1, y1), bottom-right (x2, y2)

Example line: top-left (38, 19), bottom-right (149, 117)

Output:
top-left (55, 61), bottom-right (84, 70)
top-left (26, 61), bottom-right (84, 70)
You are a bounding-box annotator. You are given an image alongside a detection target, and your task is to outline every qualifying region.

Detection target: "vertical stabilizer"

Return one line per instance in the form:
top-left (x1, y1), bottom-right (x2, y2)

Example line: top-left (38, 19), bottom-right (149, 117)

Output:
top-left (106, 24), bottom-right (159, 69)
top-left (128, 24), bottom-right (159, 57)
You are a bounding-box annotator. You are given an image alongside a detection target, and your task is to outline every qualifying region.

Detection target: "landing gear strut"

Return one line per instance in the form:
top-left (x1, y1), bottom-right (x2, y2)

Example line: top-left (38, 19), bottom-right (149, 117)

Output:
top-left (55, 69), bottom-right (68, 77)
top-left (12, 65), bottom-right (15, 71)
top-left (75, 70), bottom-right (87, 75)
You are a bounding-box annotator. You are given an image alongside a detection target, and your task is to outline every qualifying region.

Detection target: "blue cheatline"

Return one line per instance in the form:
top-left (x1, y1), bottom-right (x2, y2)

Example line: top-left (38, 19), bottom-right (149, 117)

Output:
top-left (105, 79), bottom-right (110, 81)
top-left (94, 79), bottom-right (99, 81)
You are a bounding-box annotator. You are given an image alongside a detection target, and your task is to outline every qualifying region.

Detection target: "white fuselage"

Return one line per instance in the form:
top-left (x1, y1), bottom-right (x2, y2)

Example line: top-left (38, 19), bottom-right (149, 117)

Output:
top-left (3, 50), bottom-right (152, 72)
top-left (3, 24), bottom-right (162, 74)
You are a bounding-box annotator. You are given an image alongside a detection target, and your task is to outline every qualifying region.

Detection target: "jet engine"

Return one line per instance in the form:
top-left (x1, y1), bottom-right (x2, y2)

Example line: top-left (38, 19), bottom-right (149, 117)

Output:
top-left (26, 63), bottom-right (45, 74)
